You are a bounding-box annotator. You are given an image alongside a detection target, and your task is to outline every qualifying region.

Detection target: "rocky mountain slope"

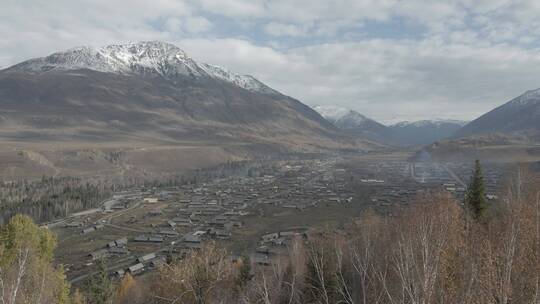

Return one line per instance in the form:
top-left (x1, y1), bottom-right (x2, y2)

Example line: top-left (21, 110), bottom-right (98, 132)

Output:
top-left (0, 42), bottom-right (354, 149)
top-left (0, 41), bottom-right (371, 178)
top-left (454, 88), bottom-right (540, 139)
top-left (426, 89), bottom-right (540, 162)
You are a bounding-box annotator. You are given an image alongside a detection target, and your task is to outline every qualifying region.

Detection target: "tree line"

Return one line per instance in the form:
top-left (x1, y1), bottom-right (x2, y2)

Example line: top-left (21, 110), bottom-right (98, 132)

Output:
top-left (0, 177), bottom-right (112, 224)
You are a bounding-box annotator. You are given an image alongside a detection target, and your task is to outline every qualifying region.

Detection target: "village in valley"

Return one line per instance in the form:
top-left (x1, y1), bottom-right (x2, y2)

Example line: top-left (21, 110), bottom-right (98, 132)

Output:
top-left (44, 152), bottom-right (506, 287)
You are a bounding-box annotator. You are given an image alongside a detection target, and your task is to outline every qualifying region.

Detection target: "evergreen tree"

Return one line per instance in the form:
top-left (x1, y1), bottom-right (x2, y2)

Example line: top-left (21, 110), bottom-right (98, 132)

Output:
top-left (235, 255), bottom-right (252, 289)
top-left (466, 159), bottom-right (488, 220)
top-left (87, 259), bottom-right (114, 304)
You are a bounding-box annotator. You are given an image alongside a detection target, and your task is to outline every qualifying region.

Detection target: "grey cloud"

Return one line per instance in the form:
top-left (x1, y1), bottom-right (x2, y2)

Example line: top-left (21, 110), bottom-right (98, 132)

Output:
top-left (2, 0), bottom-right (540, 123)
top-left (180, 38), bottom-right (540, 123)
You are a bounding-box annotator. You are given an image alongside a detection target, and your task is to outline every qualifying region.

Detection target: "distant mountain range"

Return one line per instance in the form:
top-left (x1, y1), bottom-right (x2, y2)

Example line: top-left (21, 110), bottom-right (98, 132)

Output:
top-left (313, 106), bottom-right (395, 144)
top-left (0, 41), bottom-right (360, 152)
top-left (389, 119), bottom-right (468, 146)
top-left (316, 87), bottom-right (540, 147)
top-left (1, 40), bottom-right (539, 176)
top-left (314, 105), bottom-right (467, 146)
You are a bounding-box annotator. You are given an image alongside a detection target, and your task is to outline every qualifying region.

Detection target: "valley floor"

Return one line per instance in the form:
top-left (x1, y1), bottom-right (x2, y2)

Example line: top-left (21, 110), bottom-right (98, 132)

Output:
top-left (43, 150), bottom-right (518, 287)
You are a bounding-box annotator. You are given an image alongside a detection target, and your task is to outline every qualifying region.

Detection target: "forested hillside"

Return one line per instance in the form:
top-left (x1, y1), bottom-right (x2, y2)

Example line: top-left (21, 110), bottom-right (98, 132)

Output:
top-left (0, 177), bottom-right (111, 224)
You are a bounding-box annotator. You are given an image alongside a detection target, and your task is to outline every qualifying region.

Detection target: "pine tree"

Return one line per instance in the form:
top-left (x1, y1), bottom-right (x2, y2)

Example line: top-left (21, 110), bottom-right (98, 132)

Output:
top-left (235, 255), bottom-right (252, 289)
top-left (466, 159), bottom-right (488, 220)
top-left (87, 259), bottom-right (114, 304)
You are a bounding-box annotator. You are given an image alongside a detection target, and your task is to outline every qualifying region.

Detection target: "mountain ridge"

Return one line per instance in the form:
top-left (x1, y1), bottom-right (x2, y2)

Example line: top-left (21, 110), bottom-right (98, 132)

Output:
top-left (0, 41), bottom-right (366, 151)
top-left (391, 119), bottom-right (468, 128)
top-left (314, 105), bottom-right (468, 146)
top-left (4, 41), bottom-right (277, 95)
top-left (0, 41), bottom-right (375, 178)
top-left (454, 88), bottom-right (540, 139)
top-left (314, 106), bottom-right (395, 144)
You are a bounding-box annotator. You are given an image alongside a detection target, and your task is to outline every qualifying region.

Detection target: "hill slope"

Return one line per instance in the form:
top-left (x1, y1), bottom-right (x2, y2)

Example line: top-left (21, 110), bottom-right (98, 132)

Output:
top-left (426, 89), bottom-right (540, 163)
top-left (455, 89), bottom-right (540, 139)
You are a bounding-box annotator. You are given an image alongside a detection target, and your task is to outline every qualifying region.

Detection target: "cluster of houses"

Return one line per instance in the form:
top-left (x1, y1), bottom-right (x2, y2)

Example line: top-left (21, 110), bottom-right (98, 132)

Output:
top-left (116, 252), bottom-right (166, 277)
top-left (89, 237), bottom-right (129, 260)
top-left (81, 224), bottom-right (105, 235)
top-left (357, 160), bottom-right (505, 207)
top-left (58, 155), bottom-right (513, 284)
top-left (64, 157), bottom-right (367, 281)
top-left (250, 230), bottom-right (307, 266)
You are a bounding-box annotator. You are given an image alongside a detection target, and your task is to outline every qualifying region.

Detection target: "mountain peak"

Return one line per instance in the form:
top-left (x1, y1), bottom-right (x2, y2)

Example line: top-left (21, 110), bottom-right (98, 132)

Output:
top-left (313, 106), bottom-right (367, 123)
top-left (6, 41), bottom-right (200, 75)
top-left (508, 88), bottom-right (540, 106)
top-left (4, 41), bottom-right (276, 94)
top-left (455, 87), bottom-right (540, 138)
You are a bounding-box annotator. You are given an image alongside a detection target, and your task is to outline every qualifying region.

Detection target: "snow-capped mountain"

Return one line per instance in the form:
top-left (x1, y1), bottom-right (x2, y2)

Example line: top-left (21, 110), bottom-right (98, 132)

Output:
top-left (454, 88), bottom-right (540, 139)
top-left (314, 106), bottom-right (395, 143)
top-left (507, 88), bottom-right (540, 107)
top-left (0, 41), bottom-right (351, 152)
top-left (314, 106), bottom-right (370, 127)
top-left (5, 41), bottom-right (277, 95)
top-left (314, 105), bottom-right (470, 146)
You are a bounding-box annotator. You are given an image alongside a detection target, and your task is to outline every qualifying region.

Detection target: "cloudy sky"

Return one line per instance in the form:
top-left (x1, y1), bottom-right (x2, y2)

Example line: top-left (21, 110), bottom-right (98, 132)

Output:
top-left (2, 0), bottom-right (540, 123)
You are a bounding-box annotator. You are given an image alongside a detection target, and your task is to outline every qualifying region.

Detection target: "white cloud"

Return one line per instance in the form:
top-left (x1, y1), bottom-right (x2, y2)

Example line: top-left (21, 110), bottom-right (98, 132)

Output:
top-left (3, 0), bottom-right (540, 122)
top-left (180, 37), bottom-right (540, 123)
top-left (184, 17), bottom-right (213, 33)
top-left (0, 0), bottom-right (192, 66)
top-left (198, 0), bottom-right (265, 17)
top-left (164, 17), bottom-right (183, 33)
top-left (264, 22), bottom-right (309, 37)
top-left (164, 16), bottom-right (213, 34)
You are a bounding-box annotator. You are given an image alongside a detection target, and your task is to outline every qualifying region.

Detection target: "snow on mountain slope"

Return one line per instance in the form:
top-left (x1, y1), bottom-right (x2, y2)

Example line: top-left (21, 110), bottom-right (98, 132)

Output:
top-left (313, 105), bottom-right (369, 127)
top-left (314, 105), bottom-right (470, 146)
top-left (507, 88), bottom-right (540, 106)
top-left (199, 63), bottom-right (278, 95)
top-left (314, 105), bottom-right (350, 121)
top-left (314, 105), bottom-right (397, 144)
top-left (392, 119), bottom-right (468, 128)
top-left (5, 41), bottom-right (277, 94)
